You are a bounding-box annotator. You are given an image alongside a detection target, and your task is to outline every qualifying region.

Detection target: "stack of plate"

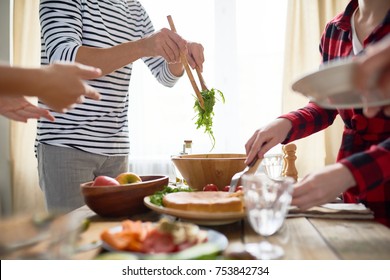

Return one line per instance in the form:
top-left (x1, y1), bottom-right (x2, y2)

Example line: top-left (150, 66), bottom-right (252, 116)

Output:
top-left (292, 59), bottom-right (390, 109)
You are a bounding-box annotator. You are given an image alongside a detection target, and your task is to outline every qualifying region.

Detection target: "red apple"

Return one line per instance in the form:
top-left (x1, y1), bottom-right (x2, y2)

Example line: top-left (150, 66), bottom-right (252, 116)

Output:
top-left (92, 176), bottom-right (120, 187)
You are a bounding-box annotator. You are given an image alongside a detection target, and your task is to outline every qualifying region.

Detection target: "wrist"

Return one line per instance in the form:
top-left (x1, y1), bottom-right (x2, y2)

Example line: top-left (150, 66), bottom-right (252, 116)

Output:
top-left (335, 163), bottom-right (357, 191)
top-left (274, 118), bottom-right (293, 142)
top-left (168, 62), bottom-right (184, 77)
top-left (22, 67), bottom-right (46, 97)
top-left (130, 39), bottom-right (148, 59)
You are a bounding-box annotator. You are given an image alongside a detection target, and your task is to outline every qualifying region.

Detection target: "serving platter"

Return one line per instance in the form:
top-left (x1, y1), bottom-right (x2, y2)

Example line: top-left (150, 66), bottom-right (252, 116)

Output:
top-left (101, 225), bottom-right (228, 260)
top-left (291, 59), bottom-right (390, 109)
top-left (144, 196), bottom-right (246, 226)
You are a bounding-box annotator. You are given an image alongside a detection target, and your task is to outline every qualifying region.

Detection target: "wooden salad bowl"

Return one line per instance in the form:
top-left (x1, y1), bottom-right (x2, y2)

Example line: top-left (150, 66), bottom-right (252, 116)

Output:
top-left (171, 154), bottom-right (247, 191)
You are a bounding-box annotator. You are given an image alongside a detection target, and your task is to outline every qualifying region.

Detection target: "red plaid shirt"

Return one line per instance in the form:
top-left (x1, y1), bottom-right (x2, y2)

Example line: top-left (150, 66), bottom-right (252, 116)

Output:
top-left (281, 0), bottom-right (390, 227)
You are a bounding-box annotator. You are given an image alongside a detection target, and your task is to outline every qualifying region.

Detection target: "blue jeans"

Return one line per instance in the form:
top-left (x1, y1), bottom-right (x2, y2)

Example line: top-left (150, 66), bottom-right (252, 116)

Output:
top-left (37, 144), bottom-right (128, 212)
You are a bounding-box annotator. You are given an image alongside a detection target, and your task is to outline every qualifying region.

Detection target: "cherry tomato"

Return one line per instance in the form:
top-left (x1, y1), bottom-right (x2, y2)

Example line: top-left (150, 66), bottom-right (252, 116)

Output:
top-left (203, 184), bottom-right (219, 191)
top-left (235, 186), bottom-right (243, 192)
top-left (222, 186), bottom-right (230, 192)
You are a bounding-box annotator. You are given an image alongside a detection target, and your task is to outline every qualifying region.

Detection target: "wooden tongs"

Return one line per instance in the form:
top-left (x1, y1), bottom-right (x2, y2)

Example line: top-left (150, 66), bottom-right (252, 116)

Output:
top-left (167, 15), bottom-right (206, 109)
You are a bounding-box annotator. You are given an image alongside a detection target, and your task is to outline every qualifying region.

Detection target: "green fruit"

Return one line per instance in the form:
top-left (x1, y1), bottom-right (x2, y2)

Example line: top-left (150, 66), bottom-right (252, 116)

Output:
top-left (144, 243), bottom-right (220, 260)
top-left (172, 243), bottom-right (220, 260)
top-left (94, 252), bottom-right (138, 260)
top-left (80, 219), bottom-right (90, 232)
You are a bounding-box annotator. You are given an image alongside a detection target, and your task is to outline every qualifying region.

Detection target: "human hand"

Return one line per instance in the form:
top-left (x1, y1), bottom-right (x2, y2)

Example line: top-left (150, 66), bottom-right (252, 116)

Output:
top-left (291, 163), bottom-right (356, 210)
top-left (186, 42), bottom-right (205, 71)
top-left (143, 28), bottom-right (188, 64)
top-left (244, 118), bottom-right (292, 165)
top-left (355, 37), bottom-right (390, 117)
top-left (38, 63), bottom-right (101, 113)
top-left (0, 96), bottom-right (54, 122)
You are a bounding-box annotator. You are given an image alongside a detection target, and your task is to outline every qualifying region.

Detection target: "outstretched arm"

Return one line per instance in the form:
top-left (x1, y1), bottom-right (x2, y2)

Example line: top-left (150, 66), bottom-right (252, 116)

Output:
top-left (0, 63), bottom-right (101, 121)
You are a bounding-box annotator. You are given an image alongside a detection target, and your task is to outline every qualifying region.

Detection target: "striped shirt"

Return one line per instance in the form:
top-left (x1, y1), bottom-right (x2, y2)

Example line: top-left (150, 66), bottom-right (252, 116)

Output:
top-left (37, 0), bottom-right (179, 156)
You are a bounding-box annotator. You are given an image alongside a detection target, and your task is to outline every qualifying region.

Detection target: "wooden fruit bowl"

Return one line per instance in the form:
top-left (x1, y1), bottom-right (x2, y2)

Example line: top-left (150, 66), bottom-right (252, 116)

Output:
top-left (80, 175), bottom-right (168, 218)
top-left (171, 154), bottom-right (247, 191)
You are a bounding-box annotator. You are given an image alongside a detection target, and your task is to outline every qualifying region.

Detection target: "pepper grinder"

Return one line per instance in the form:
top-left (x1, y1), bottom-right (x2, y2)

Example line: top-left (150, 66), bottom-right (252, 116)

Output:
top-left (283, 143), bottom-right (298, 182)
top-left (281, 145), bottom-right (288, 177)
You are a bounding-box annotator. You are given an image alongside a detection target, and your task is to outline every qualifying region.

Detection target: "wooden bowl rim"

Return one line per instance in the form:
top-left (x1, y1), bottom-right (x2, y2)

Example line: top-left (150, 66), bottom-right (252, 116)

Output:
top-left (172, 153), bottom-right (246, 160)
top-left (80, 175), bottom-right (169, 190)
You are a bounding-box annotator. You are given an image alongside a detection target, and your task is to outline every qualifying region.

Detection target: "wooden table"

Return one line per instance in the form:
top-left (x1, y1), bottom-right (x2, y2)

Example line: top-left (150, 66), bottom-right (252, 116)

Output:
top-left (72, 205), bottom-right (390, 260)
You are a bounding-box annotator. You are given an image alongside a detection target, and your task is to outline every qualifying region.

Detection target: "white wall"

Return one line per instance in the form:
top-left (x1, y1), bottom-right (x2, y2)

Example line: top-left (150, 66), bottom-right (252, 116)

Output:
top-left (0, 0), bottom-right (13, 216)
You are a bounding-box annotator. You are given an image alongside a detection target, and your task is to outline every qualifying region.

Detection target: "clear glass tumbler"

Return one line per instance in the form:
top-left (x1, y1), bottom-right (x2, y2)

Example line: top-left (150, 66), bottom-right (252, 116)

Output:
top-left (261, 154), bottom-right (284, 179)
top-left (242, 173), bottom-right (294, 259)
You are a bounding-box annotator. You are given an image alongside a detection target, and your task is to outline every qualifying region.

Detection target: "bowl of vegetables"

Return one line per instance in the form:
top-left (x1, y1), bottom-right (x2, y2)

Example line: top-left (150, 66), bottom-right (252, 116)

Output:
top-left (171, 153), bottom-right (247, 191)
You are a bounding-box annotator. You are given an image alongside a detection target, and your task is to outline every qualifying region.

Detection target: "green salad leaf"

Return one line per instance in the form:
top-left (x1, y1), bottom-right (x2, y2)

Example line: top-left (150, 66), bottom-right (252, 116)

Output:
top-left (149, 186), bottom-right (193, 207)
top-left (194, 88), bottom-right (225, 151)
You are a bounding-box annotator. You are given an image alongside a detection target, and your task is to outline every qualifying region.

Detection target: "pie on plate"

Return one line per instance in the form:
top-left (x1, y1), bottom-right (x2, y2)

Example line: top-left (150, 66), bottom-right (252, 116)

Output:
top-left (162, 191), bottom-right (244, 213)
top-left (144, 192), bottom-right (246, 226)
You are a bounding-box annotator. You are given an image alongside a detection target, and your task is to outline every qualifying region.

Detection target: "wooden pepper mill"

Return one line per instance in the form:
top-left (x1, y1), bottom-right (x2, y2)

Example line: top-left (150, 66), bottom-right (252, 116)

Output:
top-left (283, 143), bottom-right (298, 182)
top-left (281, 145), bottom-right (288, 177)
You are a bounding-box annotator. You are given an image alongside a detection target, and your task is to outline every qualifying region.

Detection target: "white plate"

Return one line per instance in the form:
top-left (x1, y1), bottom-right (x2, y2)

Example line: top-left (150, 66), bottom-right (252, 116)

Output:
top-left (144, 196), bottom-right (246, 226)
top-left (291, 59), bottom-right (390, 109)
top-left (101, 225), bottom-right (228, 260)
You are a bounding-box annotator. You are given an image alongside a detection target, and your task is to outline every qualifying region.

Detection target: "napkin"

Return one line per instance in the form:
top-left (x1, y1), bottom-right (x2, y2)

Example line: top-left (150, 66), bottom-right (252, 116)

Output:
top-left (288, 203), bottom-right (374, 220)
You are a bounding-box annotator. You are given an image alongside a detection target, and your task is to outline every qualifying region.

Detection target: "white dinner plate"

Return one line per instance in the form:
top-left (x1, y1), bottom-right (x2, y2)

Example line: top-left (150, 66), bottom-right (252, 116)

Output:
top-left (291, 59), bottom-right (390, 109)
top-left (143, 196), bottom-right (246, 226)
top-left (101, 225), bottom-right (228, 260)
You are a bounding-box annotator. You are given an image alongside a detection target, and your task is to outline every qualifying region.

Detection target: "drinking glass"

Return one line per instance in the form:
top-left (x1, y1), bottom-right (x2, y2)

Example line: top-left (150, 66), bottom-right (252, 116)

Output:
top-left (261, 154), bottom-right (284, 179)
top-left (241, 173), bottom-right (294, 259)
top-left (0, 211), bottom-right (83, 259)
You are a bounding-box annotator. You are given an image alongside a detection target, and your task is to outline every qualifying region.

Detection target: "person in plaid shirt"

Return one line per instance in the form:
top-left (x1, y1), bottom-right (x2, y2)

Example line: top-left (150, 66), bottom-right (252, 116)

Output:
top-left (245, 0), bottom-right (390, 227)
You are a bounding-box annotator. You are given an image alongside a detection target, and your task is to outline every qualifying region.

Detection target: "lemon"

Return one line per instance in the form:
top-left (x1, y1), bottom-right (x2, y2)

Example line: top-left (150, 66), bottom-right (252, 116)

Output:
top-left (115, 172), bottom-right (142, 185)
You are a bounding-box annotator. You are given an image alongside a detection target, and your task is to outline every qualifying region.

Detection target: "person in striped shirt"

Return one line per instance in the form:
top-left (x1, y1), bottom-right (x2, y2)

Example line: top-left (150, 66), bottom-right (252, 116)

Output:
top-left (0, 63), bottom-right (101, 122)
top-left (37, 0), bottom-right (205, 212)
top-left (245, 0), bottom-right (390, 227)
